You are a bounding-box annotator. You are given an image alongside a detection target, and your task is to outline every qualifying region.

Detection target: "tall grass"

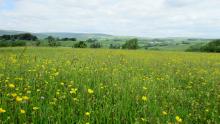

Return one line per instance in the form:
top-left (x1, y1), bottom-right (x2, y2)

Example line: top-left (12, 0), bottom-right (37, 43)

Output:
top-left (0, 47), bottom-right (220, 123)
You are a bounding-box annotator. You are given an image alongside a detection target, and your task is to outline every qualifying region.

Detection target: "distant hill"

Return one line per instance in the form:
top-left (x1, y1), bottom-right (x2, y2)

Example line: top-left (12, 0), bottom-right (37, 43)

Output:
top-left (0, 30), bottom-right (27, 35)
top-left (0, 29), bottom-right (212, 41)
top-left (0, 30), bottom-right (114, 40)
top-left (34, 32), bottom-right (114, 40)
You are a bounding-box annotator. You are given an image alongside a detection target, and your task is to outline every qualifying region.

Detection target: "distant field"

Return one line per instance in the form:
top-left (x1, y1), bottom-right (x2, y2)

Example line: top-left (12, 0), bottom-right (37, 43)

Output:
top-left (0, 47), bottom-right (219, 123)
top-left (34, 39), bottom-right (207, 52)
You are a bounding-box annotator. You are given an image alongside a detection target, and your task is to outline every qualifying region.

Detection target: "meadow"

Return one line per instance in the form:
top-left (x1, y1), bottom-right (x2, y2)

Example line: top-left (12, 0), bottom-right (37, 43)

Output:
top-left (0, 47), bottom-right (220, 124)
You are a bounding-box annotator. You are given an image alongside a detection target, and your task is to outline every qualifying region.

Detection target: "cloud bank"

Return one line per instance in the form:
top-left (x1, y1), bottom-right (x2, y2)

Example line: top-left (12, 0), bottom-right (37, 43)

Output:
top-left (0, 0), bottom-right (220, 38)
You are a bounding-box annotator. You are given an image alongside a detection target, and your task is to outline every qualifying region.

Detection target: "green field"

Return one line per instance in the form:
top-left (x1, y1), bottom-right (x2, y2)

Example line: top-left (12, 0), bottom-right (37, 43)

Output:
top-left (0, 47), bottom-right (220, 123)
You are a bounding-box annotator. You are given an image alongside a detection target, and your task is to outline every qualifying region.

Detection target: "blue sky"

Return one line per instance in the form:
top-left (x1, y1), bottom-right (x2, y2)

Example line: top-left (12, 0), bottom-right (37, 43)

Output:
top-left (0, 0), bottom-right (14, 10)
top-left (0, 0), bottom-right (220, 38)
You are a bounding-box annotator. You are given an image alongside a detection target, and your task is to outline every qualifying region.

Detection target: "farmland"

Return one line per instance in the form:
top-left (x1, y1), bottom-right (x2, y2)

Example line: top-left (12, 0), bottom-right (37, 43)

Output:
top-left (0, 47), bottom-right (220, 123)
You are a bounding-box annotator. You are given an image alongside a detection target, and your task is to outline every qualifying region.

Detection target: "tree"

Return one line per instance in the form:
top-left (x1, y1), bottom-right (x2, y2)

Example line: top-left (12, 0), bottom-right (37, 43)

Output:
top-left (0, 35), bottom-right (11, 40)
top-left (0, 33), bottom-right (38, 41)
top-left (17, 33), bottom-right (38, 41)
top-left (186, 40), bottom-right (220, 52)
top-left (90, 42), bottom-right (102, 48)
top-left (0, 41), bottom-right (10, 47)
top-left (109, 44), bottom-right (121, 49)
top-left (74, 41), bottom-right (87, 48)
top-left (86, 38), bottom-right (97, 43)
top-left (201, 39), bottom-right (220, 52)
top-left (11, 41), bottom-right (26, 47)
top-left (69, 38), bottom-right (77, 41)
top-left (122, 38), bottom-right (139, 49)
top-left (60, 38), bottom-right (77, 41)
top-left (36, 41), bottom-right (41, 46)
top-left (47, 36), bottom-right (57, 47)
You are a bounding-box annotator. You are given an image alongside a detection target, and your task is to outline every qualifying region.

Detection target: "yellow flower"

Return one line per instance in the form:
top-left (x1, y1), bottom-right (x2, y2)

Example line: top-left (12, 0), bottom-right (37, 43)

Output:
top-left (176, 116), bottom-right (182, 123)
top-left (70, 88), bottom-right (78, 94)
top-left (0, 108), bottom-right (6, 113)
top-left (141, 118), bottom-right (146, 121)
top-left (85, 112), bottom-right (90, 116)
top-left (20, 109), bottom-right (26, 114)
top-left (16, 96), bottom-right (23, 102)
top-left (54, 72), bottom-right (59, 76)
top-left (88, 89), bottom-right (94, 94)
top-left (141, 96), bottom-right (148, 101)
top-left (162, 111), bottom-right (168, 115)
top-left (11, 93), bottom-right (17, 97)
top-left (27, 90), bottom-right (31, 94)
top-left (85, 122), bottom-right (90, 124)
top-left (9, 83), bottom-right (15, 88)
top-left (143, 87), bottom-right (147, 90)
top-left (56, 92), bottom-right (60, 95)
top-left (73, 98), bottom-right (79, 101)
top-left (33, 107), bottom-right (39, 111)
top-left (205, 109), bottom-right (209, 112)
top-left (22, 96), bottom-right (29, 100)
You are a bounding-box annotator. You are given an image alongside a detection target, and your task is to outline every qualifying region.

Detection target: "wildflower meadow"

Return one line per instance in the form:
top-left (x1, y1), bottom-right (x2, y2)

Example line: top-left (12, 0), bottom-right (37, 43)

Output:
top-left (0, 47), bottom-right (220, 123)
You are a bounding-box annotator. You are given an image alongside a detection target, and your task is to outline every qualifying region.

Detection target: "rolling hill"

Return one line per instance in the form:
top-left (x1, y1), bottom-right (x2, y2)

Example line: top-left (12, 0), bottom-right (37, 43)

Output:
top-left (0, 30), bottom-right (27, 35)
top-left (0, 30), bottom-right (114, 40)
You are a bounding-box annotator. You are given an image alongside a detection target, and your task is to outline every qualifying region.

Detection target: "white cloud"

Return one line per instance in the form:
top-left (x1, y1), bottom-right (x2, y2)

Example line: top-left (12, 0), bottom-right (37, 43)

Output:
top-left (0, 0), bottom-right (220, 38)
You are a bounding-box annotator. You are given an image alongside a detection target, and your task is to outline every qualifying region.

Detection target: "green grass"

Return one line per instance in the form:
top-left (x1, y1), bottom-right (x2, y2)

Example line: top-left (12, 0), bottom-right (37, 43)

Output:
top-left (0, 47), bottom-right (220, 123)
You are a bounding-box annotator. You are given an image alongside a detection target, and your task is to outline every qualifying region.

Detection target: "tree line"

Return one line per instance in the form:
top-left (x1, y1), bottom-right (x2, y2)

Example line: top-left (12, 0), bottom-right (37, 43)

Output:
top-left (0, 33), bottom-right (38, 47)
top-left (186, 39), bottom-right (220, 53)
top-left (0, 33), bottom-right (38, 41)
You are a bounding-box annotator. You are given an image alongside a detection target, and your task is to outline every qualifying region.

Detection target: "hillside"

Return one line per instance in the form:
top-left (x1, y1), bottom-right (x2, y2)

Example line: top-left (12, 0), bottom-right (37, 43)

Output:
top-left (0, 30), bottom-right (114, 40)
top-left (0, 30), bottom-right (27, 35)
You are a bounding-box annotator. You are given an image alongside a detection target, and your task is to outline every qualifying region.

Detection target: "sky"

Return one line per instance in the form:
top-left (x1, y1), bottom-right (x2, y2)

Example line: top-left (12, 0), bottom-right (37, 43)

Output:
top-left (0, 0), bottom-right (220, 38)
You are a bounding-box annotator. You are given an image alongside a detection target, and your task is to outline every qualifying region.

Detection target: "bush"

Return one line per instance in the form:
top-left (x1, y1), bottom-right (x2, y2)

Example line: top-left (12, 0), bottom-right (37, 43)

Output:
top-left (74, 41), bottom-right (87, 48)
top-left (122, 38), bottom-right (139, 49)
